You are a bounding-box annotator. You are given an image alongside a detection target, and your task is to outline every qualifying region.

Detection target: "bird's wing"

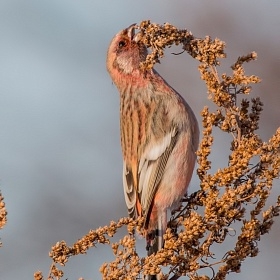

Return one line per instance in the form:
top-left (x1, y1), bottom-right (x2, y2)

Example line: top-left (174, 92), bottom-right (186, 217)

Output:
top-left (138, 127), bottom-right (178, 227)
top-left (122, 127), bottom-right (178, 223)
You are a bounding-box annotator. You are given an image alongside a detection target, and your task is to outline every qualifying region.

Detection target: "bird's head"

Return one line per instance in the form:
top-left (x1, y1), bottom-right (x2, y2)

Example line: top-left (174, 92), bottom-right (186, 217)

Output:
top-left (106, 24), bottom-right (148, 81)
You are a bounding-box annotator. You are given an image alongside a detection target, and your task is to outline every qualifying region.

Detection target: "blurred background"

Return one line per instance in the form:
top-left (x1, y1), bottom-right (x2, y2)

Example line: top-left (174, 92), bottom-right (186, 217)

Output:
top-left (0, 0), bottom-right (279, 279)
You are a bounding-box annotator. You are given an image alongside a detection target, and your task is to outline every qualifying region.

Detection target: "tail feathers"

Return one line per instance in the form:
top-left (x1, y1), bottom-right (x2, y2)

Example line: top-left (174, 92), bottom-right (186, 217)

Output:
top-left (145, 213), bottom-right (166, 279)
top-left (146, 230), bottom-right (160, 256)
top-left (146, 227), bottom-right (164, 280)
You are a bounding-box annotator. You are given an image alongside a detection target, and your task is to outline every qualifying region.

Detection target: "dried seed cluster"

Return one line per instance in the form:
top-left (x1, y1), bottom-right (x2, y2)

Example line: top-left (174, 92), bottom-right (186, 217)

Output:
top-left (0, 192), bottom-right (7, 247)
top-left (34, 21), bottom-right (280, 280)
top-left (99, 236), bottom-right (142, 280)
top-left (48, 217), bottom-right (143, 266)
top-left (137, 20), bottom-right (226, 70)
top-left (0, 192), bottom-right (7, 230)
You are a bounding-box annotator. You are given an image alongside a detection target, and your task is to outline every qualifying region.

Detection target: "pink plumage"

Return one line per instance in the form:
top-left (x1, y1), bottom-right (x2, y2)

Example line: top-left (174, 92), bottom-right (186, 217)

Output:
top-left (106, 24), bottom-right (199, 257)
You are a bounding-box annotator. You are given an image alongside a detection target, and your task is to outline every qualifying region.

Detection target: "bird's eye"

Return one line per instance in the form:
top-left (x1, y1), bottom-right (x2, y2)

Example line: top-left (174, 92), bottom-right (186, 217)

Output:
top-left (118, 40), bottom-right (127, 48)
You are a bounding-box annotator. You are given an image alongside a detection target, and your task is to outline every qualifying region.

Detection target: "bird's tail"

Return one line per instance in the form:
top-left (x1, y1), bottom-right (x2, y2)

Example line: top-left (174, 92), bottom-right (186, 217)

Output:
top-left (146, 228), bottom-right (163, 256)
top-left (146, 220), bottom-right (164, 280)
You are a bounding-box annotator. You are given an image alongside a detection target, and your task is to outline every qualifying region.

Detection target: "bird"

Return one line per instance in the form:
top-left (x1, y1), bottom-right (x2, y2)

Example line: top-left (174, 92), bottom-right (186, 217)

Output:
top-left (106, 23), bottom-right (199, 261)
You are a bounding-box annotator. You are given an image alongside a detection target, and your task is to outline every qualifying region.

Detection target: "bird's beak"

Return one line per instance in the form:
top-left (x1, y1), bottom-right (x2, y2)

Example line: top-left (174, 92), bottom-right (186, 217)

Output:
top-left (126, 23), bottom-right (137, 41)
top-left (124, 23), bottom-right (141, 43)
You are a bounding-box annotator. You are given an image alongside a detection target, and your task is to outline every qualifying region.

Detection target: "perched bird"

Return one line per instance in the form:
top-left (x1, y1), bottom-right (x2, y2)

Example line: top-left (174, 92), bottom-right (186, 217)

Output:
top-left (106, 24), bottom-right (199, 257)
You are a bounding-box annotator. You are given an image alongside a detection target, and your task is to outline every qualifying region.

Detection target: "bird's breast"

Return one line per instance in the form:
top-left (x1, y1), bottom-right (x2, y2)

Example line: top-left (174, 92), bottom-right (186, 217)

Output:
top-left (120, 88), bottom-right (155, 165)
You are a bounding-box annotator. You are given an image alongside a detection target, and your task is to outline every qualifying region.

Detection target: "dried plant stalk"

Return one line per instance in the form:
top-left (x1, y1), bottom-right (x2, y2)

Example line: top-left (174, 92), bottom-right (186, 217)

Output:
top-left (0, 191), bottom-right (7, 248)
top-left (35, 21), bottom-right (280, 280)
